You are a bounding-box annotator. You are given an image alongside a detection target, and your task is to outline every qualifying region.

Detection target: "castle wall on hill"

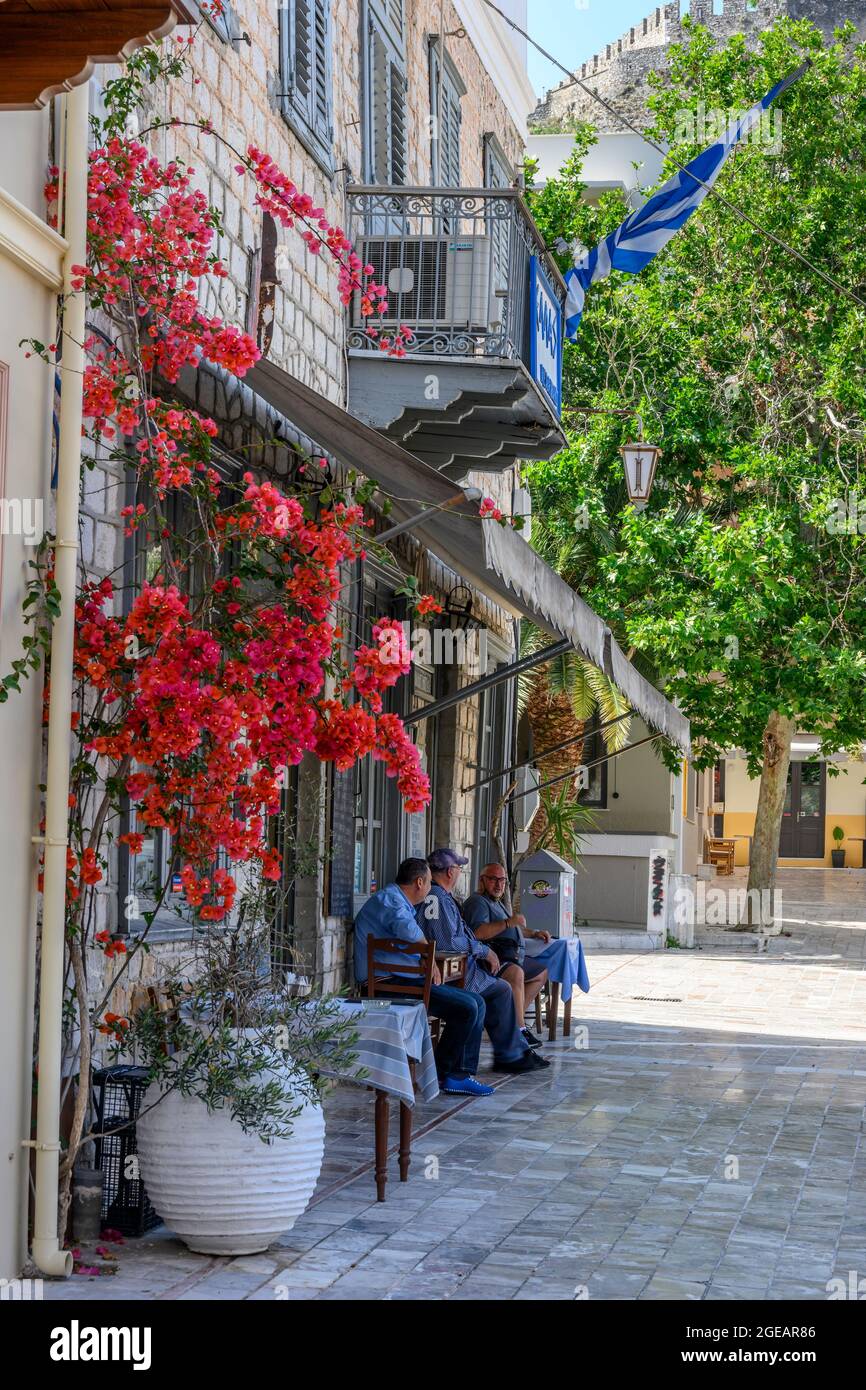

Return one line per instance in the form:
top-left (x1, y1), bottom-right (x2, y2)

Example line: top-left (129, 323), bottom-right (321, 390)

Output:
top-left (531, 0), bottom-right (866, 132)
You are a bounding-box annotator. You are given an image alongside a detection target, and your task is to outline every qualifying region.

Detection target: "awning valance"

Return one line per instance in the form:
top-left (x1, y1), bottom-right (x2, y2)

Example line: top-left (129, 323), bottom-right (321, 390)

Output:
top-left (243, 360), bottom-right (691, 755)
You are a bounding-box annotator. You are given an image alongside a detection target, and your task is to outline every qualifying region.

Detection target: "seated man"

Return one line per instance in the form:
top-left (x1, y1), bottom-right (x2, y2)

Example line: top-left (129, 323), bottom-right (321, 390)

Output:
top-left (353, 856), bottom-right (495, 1098)
top-left (463, 863), bottom-right (550, 1051)
top-left (417, 848), bottom-right (549, 1075)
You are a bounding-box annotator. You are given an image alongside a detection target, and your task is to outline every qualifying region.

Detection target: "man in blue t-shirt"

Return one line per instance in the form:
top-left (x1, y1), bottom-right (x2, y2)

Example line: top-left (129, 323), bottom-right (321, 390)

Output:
top-left (354, 857), bottom-right (494, 1098)
top-left (463, 863), bottom-right (550, 1050)
top-left (417, 848), bottom-right (549, 1076)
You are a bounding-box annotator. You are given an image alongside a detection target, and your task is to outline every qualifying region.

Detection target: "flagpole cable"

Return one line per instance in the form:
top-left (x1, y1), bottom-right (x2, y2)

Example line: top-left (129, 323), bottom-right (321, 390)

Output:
top-left (482, 0), bottom-right (866, 313)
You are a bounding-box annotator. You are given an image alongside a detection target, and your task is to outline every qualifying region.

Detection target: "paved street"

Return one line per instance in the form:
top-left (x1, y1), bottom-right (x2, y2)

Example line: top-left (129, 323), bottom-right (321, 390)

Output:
top-left (45, 870), bottom-right (866, 1301)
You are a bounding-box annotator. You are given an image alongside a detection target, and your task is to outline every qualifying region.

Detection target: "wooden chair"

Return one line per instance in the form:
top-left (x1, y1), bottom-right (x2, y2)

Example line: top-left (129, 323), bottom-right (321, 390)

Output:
top-left (366, 936), bottom-right (437, 1006)
top-left (364, 938), bottom-right (466, 1195)
top-left (704, 835), bottom-right (735, 876)
top-left (365, 938), bottom-right (467, 1045)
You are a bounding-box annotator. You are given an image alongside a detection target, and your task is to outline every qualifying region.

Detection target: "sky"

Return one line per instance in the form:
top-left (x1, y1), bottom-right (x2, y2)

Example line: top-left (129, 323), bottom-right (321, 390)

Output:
top-left (525, 0), bottom-right (661, 99)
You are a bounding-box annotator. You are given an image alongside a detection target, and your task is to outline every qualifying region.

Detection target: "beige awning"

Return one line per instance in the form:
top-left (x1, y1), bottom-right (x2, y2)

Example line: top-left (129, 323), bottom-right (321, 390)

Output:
top-left (243, 360), bottom-right (691, 754)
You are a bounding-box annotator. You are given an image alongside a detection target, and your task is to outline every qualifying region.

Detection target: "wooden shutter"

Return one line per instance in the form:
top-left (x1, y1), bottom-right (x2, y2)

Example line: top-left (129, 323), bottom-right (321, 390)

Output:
top-left (281, 0), bottom-right (333, 168)
top-left (484, 134), bottom-right (513, 289)
top-left (367, 13), bottom-right (407, 184)
top-left (430, 43), bottom-right (462, 187)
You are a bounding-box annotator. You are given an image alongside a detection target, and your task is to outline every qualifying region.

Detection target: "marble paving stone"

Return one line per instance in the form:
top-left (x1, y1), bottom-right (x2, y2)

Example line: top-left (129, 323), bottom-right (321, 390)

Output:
top-left (40, 868), bottom-right (866, 1303)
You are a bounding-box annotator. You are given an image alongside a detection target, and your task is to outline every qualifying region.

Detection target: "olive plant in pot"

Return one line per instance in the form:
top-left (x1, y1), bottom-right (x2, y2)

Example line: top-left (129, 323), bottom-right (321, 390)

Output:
top-left (831, 826), bottom-right (846, 868)
top-left (125, 869), bottom-right (360, 1256)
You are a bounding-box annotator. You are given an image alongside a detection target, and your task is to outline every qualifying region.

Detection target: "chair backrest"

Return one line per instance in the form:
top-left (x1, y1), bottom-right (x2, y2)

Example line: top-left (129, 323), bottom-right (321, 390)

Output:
top-left (366, 937), bottom-right (436, 1008)
top-left (705, 835), bottom-right (734, 855)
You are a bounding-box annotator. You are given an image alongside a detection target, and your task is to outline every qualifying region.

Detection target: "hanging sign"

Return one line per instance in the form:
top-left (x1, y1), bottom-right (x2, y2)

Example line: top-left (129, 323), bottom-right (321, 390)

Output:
top-left (529, 255), bottom-right (563, 417)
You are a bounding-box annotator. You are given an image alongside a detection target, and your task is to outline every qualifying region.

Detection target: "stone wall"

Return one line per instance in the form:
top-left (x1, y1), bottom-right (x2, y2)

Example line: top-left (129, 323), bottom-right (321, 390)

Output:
top-left (531, 0), bottom-right (866, 133)
top-left (81, 6), bottom-right (530, 994)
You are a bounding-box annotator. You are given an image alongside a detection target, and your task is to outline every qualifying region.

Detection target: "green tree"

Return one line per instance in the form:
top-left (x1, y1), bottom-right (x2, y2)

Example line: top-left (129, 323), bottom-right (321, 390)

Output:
top-left (525, 17), bottom-right (866, 904)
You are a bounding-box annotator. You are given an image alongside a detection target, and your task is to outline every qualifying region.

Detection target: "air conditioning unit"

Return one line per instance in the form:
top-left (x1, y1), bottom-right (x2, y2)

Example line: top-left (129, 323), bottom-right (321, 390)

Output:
top-left (355, 234), bottom-right (496, 332)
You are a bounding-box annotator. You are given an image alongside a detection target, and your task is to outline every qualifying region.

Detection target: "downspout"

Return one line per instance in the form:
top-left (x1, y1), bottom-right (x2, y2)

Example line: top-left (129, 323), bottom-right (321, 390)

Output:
top-left (30, 79), bottom-right (89, 1278)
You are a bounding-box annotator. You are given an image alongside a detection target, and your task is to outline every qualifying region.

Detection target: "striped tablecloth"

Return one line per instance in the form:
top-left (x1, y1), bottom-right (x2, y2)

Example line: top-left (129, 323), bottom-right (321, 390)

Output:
top-left (523, 934), bottom-right (590, 1002)
top-left (326, 1000), bottom-right (439, 1107)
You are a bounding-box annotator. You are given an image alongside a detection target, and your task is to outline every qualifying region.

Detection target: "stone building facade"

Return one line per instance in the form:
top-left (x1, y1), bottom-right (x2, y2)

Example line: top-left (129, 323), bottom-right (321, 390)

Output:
top-left (75, 1), bottom-right (538, 995)
top-left (530, 0), bottom-right (866, 133)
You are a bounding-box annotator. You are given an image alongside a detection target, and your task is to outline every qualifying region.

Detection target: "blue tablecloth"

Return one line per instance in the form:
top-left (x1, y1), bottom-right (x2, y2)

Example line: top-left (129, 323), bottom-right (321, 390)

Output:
top-left (522, 935), bottom-right (590, 1002)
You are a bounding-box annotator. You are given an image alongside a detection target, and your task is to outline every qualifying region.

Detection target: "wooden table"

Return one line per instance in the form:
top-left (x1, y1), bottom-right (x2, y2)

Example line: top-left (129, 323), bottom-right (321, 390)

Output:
top-left (328, 1000), bottom-right (439, 1201)
top-left (523, 936), bottom-right (591, 1042)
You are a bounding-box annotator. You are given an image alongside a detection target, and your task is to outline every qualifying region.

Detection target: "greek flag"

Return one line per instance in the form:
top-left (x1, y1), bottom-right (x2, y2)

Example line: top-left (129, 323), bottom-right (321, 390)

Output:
top-left (564, 62), bottom-right (809, 339)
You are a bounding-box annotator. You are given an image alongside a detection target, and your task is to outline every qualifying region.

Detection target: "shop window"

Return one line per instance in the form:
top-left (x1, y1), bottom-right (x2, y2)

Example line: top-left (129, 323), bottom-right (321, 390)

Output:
top-left (577, 714), bottom-right (608, 809)
top-left (473, 671), bottom-right (512, 876)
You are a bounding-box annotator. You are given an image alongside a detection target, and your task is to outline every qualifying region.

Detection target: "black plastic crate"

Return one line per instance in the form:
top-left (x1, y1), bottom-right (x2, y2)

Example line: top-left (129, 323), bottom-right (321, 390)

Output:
top-left (92, 1065), bottom-right (160, 1237)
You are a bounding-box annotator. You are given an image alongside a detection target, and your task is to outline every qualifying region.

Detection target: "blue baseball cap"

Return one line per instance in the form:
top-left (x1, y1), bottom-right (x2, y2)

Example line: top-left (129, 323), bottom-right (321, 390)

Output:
top-left (427, 847), bottom-right (469, 871)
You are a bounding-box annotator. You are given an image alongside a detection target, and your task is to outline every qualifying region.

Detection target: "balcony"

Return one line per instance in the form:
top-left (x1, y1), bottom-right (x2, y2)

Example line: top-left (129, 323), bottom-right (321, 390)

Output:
top-left (345, 185), bottom-right (568, 479)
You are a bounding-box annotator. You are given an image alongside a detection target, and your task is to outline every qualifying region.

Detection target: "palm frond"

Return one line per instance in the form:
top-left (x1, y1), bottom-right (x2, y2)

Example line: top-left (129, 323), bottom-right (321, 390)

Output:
top-left (539, 783), bottom-right (596, 863)
top-left (585, 666), bottom-right (632, 750)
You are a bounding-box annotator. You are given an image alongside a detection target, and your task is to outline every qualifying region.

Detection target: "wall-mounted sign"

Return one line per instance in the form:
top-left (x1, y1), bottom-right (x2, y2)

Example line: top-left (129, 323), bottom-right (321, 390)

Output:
top-left (529, 256), bottom-right (563, 418)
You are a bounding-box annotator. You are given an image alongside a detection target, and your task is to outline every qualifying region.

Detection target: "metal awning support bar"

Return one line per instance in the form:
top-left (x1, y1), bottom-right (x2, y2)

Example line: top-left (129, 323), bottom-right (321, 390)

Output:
top-left (462, 708), bottom-right (634, 794)
top-left (507, 732), bottom-right (663, 804)
top-left (374, 489), bottom-right (478, 545)
top-left (403, 638), bottom-right (572, 728)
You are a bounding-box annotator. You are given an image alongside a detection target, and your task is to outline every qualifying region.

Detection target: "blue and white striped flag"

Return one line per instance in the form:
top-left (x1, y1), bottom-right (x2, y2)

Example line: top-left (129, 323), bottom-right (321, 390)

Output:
top-left (564, 62), bottom-right (808, 339)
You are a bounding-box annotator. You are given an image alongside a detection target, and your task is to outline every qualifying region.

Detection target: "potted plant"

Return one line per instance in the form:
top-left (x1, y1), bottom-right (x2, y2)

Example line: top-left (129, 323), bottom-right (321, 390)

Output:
top-left (127, 871), bottom-right (360, 1256)
top-left (831, 826), bottom-right (846, 867)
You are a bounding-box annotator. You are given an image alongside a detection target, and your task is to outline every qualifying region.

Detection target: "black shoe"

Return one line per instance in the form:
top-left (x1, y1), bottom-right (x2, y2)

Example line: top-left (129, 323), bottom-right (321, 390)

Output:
top-left (527, 1049), bottom-right (550, 1069)
top-left (521, 1027), bottom-right (543, 1049)
top-left (496, 1050), bottom-right (550, 1074)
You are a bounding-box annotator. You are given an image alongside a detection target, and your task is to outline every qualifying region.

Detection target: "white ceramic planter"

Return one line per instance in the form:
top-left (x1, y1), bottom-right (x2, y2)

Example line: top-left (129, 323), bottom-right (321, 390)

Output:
top-left (137, 1076), bottom-right (325, 1256)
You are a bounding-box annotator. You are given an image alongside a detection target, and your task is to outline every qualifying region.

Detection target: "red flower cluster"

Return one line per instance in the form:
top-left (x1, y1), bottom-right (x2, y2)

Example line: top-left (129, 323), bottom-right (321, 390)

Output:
top-left (48, 57), bottom-right (430, 930)
top-left (415, 594), bottom-right (443, 617)
top-left (95, 931), bottom-right (127, 960)
top-left (72, 499), bottom-right (430, 914)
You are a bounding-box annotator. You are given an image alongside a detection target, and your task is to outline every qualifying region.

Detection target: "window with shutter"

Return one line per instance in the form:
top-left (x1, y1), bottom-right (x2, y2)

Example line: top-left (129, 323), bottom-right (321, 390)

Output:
top-left (484, 133), bottom-right (514, 291)
top-left (429, 41), bottom-right (464, 187)
top-left (279, 0), bottom-right (334, 175)
top-left (364, 0), bottom-right (407, 184)
top-left (187, 0), bottom-right (239, 45)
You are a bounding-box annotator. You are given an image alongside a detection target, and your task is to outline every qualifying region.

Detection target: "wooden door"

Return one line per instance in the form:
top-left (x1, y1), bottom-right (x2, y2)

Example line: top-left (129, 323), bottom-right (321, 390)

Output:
top-left (779, 762), bottom-right (826, 858)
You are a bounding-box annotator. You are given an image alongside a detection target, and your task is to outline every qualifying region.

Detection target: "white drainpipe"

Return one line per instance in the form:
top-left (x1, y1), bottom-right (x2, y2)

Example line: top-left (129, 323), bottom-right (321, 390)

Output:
top-left (30, 79), bottom-right (90, 1278)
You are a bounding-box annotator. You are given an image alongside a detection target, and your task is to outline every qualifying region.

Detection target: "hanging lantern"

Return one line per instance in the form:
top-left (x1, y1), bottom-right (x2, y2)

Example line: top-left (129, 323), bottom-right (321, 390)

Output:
top-left (620, 440), bottom-right (662, 510)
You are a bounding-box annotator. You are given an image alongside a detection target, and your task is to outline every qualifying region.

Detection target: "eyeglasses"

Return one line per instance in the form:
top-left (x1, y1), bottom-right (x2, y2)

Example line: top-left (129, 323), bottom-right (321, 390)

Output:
top-left (484, 875), bottom-right (507, 885)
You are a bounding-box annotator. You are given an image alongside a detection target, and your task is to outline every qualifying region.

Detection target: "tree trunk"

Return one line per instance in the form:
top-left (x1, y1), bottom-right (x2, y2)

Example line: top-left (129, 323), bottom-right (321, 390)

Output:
top-left (745, 711), bottom-right (795, 923)
top-left (523, 678), bottom-right (585, 854)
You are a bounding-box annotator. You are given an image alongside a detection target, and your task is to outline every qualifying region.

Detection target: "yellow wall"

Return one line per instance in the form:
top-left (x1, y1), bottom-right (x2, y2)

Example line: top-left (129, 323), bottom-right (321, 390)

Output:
top-left (723, 754), bottom-right (866, 866)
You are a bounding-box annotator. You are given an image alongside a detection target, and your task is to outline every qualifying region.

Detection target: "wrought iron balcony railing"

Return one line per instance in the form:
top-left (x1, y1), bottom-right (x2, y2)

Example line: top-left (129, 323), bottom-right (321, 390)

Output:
top-left (345, 186), bottom-right (567, 367)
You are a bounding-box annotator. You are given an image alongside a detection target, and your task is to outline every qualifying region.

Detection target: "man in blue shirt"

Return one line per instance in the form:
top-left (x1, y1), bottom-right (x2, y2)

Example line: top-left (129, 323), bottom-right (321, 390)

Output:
top-left (353, 857), bottom-right (494, 1097)
top-left (464, 862), bottom-right (550, 1051)
top-left (417, 848), bottom-right (549, 1075)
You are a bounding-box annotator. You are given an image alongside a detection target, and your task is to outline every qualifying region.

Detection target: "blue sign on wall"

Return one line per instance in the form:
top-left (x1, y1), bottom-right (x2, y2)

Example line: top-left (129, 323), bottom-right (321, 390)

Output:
top-left (529, 256), bottom-right (563, 418)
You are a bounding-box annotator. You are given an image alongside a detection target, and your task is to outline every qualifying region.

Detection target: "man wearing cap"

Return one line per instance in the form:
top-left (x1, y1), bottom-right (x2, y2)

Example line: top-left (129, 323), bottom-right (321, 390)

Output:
top-left (463, 863), bottom-right (550, 1051)
top-left (353, 857), bottom-right (496, 1098)
top-left (418, 849), bottom-right (549, 1075)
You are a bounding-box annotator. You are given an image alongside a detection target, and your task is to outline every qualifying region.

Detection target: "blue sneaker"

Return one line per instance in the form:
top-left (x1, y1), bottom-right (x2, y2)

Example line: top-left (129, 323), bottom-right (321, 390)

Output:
top-left (440, 1075), bottom-right (495, 1097)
